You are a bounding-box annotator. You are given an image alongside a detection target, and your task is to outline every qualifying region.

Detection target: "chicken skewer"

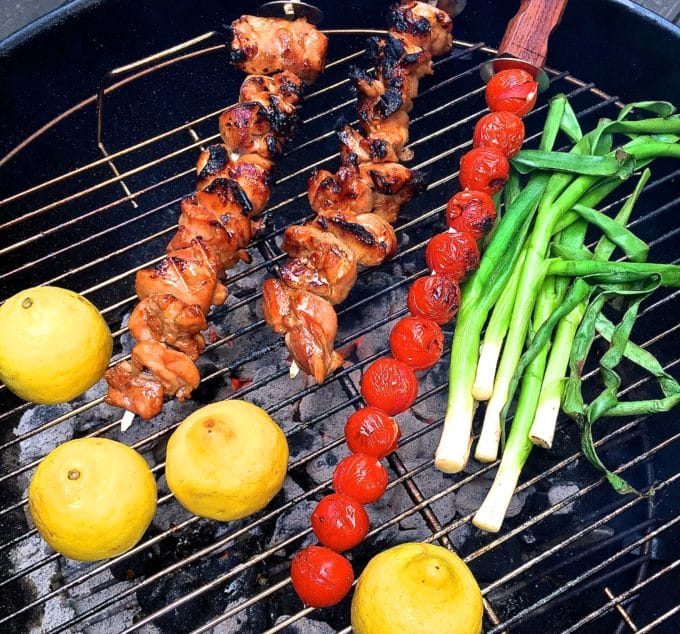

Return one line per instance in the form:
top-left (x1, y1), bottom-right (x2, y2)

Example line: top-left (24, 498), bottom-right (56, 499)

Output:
top-left (104, 15), bottom-right (328, 421)
top-left (263, 1), bottom-right (452, 384)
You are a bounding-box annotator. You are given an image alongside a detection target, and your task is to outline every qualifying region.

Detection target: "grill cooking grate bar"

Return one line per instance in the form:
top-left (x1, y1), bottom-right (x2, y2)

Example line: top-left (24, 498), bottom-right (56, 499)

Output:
top-left (0, 35), bottom-right (677, 634)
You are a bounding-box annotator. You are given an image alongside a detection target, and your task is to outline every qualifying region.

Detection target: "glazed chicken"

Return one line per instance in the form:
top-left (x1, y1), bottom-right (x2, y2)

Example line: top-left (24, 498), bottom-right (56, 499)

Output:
top-left (312, 210), bottom-right (398, 267)
top-left (104, 361), bottom-right (164, 420)
top-left (196, 146), bottom-right (274, 214)
top-left (358, 161), bottom-right (426, 224)
top-left (280, 225), bottom-right (359, 304)
top-left (131, 341), bottom-right (200, 401)
top-left (387, 0), bottom-right (454, 58)
top-left (135, 238), bottom-right (227, 314)
top-left (262, 278), bottom-right (344, 384)
top-left (261, 1), bottom-right (454, 384)
top-left (307, 163), bottom-right (375, 216)
top-left (104, 14), bottom-right (326, 420)
top-left (228, 16), bottom-right (329, 84)
top-left (129, 294), bottom-right (207, 361)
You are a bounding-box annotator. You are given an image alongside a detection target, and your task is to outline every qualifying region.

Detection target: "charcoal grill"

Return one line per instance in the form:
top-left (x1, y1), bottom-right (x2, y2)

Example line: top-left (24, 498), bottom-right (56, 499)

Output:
top-left (0, 0), bottom-right (678, 632)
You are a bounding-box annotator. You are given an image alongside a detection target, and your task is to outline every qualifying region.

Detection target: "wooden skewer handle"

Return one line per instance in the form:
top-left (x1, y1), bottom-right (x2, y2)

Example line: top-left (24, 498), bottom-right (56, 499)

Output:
top-left (498, 0), bottom-right (568, 69)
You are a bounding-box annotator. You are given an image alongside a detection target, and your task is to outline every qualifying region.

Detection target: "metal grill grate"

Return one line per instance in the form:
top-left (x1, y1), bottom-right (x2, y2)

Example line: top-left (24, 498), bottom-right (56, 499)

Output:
top-left (0, 31), bottom-right (678, 634)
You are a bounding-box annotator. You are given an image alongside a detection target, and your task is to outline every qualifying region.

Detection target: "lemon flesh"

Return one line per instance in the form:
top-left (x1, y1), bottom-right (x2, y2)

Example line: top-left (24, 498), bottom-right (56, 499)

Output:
top-left (0, 286), bottom-right (112, 404)
top-left (28, 438), bottom-right (157, 561)
top-left (351, 542), bottom-right (483, 634)
top-left (165, 400), bottom-right (289, 521)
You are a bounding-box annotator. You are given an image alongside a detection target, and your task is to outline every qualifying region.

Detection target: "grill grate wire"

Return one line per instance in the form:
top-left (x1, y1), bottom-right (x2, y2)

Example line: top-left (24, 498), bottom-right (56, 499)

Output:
top-left (0, 33), bottom-right (678, 634)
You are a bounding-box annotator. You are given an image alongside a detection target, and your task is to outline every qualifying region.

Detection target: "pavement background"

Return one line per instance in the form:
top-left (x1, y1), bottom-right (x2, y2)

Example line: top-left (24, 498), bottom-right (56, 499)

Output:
top-left (1, 0), bottom-right (679, 42)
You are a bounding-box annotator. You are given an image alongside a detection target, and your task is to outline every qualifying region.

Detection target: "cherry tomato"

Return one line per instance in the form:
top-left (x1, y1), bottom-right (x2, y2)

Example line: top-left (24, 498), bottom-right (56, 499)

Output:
top-left (344, 406), bottom-right (401, 458)
top-left (485, 68), bottom-right (538, 117)
top-left (360, 358), bottom-right (419, 416)
top-left (425, 230), bottom-right (480, 281)
top-left (390, 316), bottom-right (444, 371)
top-left (311, 493), bottom-right (370, 552)
top-left (445, 190), bottom-right (497, 240)
top-left (290, 545), bottom-right (354, 607)
top-left (333, 453), bottom-right (388, 504)
top-left (459, 146), bottom-right (510, 195)
top-left (407, 274), bottom-right (461, 325)
top-left (473, 111), bottom-right (525, 157)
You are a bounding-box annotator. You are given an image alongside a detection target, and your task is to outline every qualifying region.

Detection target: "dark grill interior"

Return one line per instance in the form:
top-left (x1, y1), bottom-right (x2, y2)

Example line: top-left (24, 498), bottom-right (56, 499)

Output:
top-left (0, 4), bottom-right (679, 632)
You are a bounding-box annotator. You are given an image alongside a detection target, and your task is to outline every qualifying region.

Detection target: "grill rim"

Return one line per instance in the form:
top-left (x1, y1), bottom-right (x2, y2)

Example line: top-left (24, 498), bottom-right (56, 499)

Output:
top-left (0, 3), bottom-right (679, 633)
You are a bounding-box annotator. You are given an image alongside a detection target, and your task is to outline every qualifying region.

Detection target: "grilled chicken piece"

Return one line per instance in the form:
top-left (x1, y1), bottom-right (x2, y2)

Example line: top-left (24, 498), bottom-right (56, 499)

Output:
top-left (371, 32), bottom-right (433, 80)
top-left (129, 294), bottom-right (207, 361)
top-left (280, 225), bottom-right (358, 304)
top-left (168, 194), bottom-right (253, 269)
top-left (196, 146), bottom-right (274, 214)
top-left (307, 163), bottom-right (374, 216)
top-left (219, 102), bottom-right (282, 160)
top-left (361, 110), bottom-right (411, 162)
top-left (387, 1), bottom-right (453, 57)
top-left (337, 123), bottom-right (401, 164)
top-left (351, 66), bottom-right (414, 120)
top-left (136, 238), bottom-right (227, 314)
top-left (239, 71), bottom-right (302, 137)
top-left (313, 210), bottom-right (398, 267)
top-left (262, 278), bottom-right (344, 384)
top-left (228, 16), bottom-right (329, 84)
top-left (104, 361), bottom-right (164, 420)
top-left (131, 341), bottom-right (200, 402)
top-left (359, 162), bottom-right (426, 224)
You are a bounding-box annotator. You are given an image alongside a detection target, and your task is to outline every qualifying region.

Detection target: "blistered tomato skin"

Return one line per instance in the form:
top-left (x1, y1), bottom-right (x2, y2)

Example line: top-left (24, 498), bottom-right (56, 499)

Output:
top-left (445, 190), bottom-right (497, 240)
top-left (473, 111), bottom-right (525, 158)
top-left (390, 316), bottom-right (444, 372)
top-left (407, 274), bottom-right (461, 325)
top-left (425, 230), bottom-right (480, 281)
top-left (360, 358), bottom-right (419, 416)
top-left (333, 453), bottom-right (389, 504)
top-left (485, 68), bottom-right (538, 117)
top-left (459, 147), bottom-right (510, 195)
top-left (290, 545), bottom-right (354, 607)
top-left (311, 493), bottom-right (370, 552)
top-left (344, 407), bottom-right (402, 457)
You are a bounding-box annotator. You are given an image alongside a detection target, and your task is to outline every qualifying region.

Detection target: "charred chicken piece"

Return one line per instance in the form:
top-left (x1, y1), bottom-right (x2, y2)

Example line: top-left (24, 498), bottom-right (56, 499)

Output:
top-left (313, 210), bottom-right (398, 267)
top-left (169, 194), bottom-right (253, 270)
top-left (369, 33), bottom-right (433, 98)
top-left (280, 224), bottom-right (359, 304)
top-left (131, 341), bottom-right (200, 402)
top-left (196, 146), bottom-right (275, 214)
top-left (262, 278), bottom-right (344, 384)
top-left (129, 293), bottom-right (207, 361)
top-left (360, 109), bottom-right (411, 162)
top-left (307, 162), bottom-right (375, 216)
top-left (227, 16), bottom-right (329, 84)
top-left (239, 71), bottom-right (302, 137)
top-left (351, 66), bottom-right (414, 119)
top-left (219, 102), bottom-right (283, 160)
top-left (104, 361), bottom-right (164, 420)
top-left (136, 238), bottom-right (227, 314)
top-left (387, 1), bottom-right (453, 57)
top-left (358, 162), bottom-right (426, 224)
top-left (337, 123), bottom-right (401, 164)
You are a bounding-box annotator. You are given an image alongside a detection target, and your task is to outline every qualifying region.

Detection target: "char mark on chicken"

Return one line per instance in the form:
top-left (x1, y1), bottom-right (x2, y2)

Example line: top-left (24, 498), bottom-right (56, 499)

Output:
top-left (307, 162), bottom-right (375, 216)
top-left (387, 1), bottom-right (454, 58)
top-left (313, 210), bottom-right (398, 267)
